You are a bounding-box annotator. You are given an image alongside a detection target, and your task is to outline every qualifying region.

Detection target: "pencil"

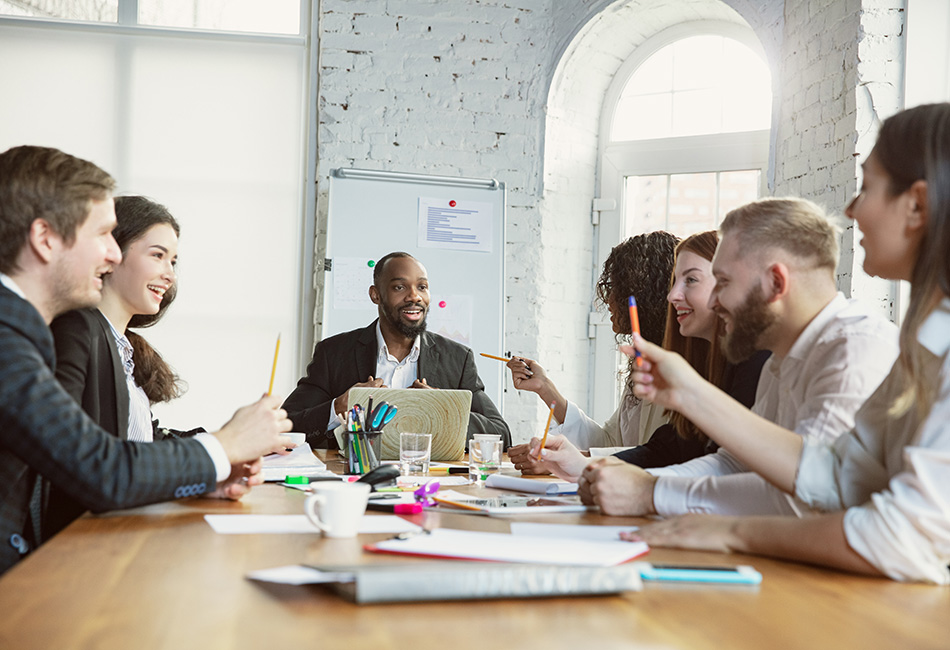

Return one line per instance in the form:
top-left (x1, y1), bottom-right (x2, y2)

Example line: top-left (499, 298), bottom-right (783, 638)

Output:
top-left (433, 496), bottom-right (483, 511)
top-left (480, 352), bottom-right (511, 362)
top-left (537, 401), bottom-right (556, 460)
top-left (267, 334), bottom-right (281, 395)
top-left (628, 296), bottom-right (643, 368)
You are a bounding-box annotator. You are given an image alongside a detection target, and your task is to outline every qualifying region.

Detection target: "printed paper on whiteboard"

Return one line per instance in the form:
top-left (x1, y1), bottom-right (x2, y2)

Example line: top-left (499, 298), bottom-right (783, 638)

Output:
top-left (418, 197), bottom-right (492, 253)
top-left (426, 294), bottom-right (473, 347)
top-left (332, 256), bottom-right (375, 310)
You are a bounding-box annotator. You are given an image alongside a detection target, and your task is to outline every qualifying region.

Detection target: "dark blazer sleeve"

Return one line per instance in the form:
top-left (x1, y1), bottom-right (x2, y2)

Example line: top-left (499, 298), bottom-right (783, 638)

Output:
top-left (456, 347), bottom-right (511, 448)
top-left (614, 422), bottom-right (710, 468)
top-left (282, 339), bottom-right (335, 441)
top-left (419, 334), bottom-right (511, 449)
top-left (614, 350), bottom-right (770, 468)
top-left (282, 326), bottom-right (374, 449)
top-left (50, 309), bottom-right (128, 440)
top-left (0, 293), bottom-right (216, 573)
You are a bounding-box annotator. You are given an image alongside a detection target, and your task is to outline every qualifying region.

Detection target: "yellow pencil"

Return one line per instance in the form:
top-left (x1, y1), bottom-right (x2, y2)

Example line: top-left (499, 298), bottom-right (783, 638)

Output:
top-left (537, 401), bottom-right (555, 460)
top-left (267, 334), bottom-right (281, 396)
top-left (433, 496), bottom-right (483, 511)
top-left (479, 352), bottom-right (511, 362)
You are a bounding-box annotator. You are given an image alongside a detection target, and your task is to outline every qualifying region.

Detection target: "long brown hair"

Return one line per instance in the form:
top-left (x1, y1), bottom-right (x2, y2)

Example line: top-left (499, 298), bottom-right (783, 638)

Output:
top-left (113, 195), bottom-right (183, 404)
top-left (662, 231), bottom-right (727, 439)
top-left (870, 103), bottom-right (950, 417)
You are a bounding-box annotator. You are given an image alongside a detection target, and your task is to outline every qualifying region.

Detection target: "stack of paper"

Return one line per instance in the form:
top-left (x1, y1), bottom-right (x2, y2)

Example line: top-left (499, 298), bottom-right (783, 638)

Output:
top-left (366, 527), bottom-right (648, 565)
top-left (261, 444), bottom-right (334, 482)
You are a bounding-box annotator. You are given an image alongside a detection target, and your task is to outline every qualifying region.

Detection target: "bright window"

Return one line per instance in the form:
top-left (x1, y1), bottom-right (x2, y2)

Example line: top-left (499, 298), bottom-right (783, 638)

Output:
top-left (611, 35), bottom-right (772, 141)
top-left (591, 26), bottom-right (772, 424)
top-left (0, 0), bottom-right (301, 34)
top-left (624, 169), bottom-right (761, 238)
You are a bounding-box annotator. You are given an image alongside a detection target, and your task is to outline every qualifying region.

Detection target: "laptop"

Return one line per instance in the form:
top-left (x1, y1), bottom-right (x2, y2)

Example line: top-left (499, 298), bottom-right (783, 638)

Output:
top-left (336, 387), bottom-right (472, 461)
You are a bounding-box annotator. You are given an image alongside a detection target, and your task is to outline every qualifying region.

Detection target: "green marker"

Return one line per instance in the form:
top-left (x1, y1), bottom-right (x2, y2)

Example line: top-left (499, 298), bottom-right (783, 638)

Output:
top-left (285, 475), bottom-right (309, 484)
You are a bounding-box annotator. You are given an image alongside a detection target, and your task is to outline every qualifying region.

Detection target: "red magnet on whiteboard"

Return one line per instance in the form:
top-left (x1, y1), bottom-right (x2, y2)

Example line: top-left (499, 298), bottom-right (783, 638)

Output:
top-left (439, 301), bottom-right (447, 308)
top-left (449, 200), bottom-right (456, 207)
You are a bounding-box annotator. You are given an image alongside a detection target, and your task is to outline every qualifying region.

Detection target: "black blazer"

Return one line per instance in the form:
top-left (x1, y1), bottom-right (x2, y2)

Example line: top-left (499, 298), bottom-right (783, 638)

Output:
top-left (51, 308), bottom-right (129, 440)
top-left (46, 308), bottom-right (132, 536)
top-left (0, 285), bottom-right (215, 575)
top-left (283, 321), bottom-right (511, 449)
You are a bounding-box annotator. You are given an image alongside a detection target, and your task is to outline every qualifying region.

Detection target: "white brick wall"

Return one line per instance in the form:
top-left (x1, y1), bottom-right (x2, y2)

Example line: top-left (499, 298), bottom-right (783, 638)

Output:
top-left (314, 0), bottom-right (905, 441)
top-left (776, 0), bottom-right (904, 320)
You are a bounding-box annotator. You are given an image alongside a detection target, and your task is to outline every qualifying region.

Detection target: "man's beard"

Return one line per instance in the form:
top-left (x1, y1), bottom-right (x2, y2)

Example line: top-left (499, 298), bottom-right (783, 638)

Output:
top-left (49, 259), bottom-right (99, 318)
top-left (387, 303), bottom-right (428, 339)
top-left (720, 285), bottom-right (776, 363)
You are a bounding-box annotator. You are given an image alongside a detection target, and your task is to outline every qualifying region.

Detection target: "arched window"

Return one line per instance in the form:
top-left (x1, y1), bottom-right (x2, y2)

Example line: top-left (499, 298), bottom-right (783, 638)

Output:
top-left (589, 24), bottom-right (773, 423)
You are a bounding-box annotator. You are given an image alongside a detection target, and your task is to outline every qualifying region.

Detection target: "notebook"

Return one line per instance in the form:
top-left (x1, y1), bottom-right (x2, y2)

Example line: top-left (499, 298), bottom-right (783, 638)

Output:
top-left (337, 387), bottom-right (472, 461)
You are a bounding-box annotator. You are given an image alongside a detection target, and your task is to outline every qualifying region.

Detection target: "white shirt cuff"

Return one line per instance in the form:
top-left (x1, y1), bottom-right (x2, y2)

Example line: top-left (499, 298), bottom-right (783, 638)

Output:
top-left (652, 475), bottom-right (692, 517)
top-left (194, 433), bottom-right (232, 483)
top-left (327, 398), bottom-right (343, 431)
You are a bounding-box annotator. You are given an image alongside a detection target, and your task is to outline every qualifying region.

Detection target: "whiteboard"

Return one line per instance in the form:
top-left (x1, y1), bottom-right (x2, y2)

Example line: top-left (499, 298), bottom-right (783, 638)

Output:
top-left (324, 168), bottom-right (506, 411)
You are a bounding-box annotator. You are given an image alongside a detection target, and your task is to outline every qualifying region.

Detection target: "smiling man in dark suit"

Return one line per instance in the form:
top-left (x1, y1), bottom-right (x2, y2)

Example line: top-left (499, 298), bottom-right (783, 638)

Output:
top-left (0, 145), bottom-right (292, 575)
top-left (284, 252), bottom-right (510, 449)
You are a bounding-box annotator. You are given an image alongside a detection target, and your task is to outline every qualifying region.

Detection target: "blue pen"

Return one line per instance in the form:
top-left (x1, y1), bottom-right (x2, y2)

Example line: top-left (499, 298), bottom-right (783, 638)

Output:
top-left (371, 403), bottom-right (389, 429)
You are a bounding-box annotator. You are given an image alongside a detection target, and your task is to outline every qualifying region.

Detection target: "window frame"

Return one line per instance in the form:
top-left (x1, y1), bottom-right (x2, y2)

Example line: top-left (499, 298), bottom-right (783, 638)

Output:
top-left (589, 20), bottom-right (773, 424)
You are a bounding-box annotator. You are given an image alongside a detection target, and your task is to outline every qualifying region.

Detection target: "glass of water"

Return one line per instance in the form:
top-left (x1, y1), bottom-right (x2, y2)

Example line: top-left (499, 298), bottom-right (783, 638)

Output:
top-left (399, 432), bottom-right (432, 476)
top-left (468, 434), bottom-right (502, 485)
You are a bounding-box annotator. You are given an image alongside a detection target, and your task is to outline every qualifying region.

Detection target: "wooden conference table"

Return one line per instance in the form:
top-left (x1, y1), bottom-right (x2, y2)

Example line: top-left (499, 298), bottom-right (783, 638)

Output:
top-left (0, 451), bottom-right (946, 650)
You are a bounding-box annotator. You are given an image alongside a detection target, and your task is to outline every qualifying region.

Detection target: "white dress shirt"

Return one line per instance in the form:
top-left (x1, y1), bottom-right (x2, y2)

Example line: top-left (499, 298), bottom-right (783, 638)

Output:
top-left (796, 297), bottom-right (950, 584)
top-left (651, 294), bottom-right (899, 517)
top-left (102, 314), bottom-right (154, 443)
top-left (550, 390), bottom-right (668, 450)
top-left (328, 322), bottom-right (421, 430)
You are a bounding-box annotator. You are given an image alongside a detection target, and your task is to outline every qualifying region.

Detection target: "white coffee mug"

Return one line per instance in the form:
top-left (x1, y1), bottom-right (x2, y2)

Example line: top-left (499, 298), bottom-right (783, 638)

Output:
top-left (304, 482), bottom-right (370, 538)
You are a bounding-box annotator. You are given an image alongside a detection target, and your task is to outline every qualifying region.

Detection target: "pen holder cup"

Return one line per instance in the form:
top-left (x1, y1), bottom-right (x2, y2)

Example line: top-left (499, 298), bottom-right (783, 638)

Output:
top-left (343, 431), bottom-right (383, 475)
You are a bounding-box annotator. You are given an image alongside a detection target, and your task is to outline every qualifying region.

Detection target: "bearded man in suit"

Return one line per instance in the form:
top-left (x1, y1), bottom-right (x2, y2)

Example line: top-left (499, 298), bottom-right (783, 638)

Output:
top-left (284, 252), bottom-right (510, 449)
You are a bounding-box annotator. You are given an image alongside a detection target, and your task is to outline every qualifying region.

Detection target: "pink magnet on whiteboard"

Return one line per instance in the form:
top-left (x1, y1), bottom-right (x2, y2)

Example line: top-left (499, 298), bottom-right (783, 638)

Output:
top-left (449, 200), bottom-right (456, 207)
top-left (439, 301), bottom-right (447, 308)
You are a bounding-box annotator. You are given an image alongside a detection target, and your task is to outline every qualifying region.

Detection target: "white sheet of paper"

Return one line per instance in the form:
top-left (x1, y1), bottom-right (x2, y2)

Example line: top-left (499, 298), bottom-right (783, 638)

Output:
top-left (369, 528), bottom-right (648, 566)
top-left (396, 476), bottom-right (471, 487)
top-left (331, 256), bottom-right (375, 310)
top-left (262, 444), bottom-right (331, 482)
top-left (588, 447), bottom-right (634, 457)
top-left (205, 514), bottom-right (422, 535)
top-left (485, 474), bottom-right (578, 494)
top-left (417, 196), bottom-right (492, 252)
top-left (509, 522), bottom-right (639, 542)
top-left (426, 293), bottom-right (474, 347)
top-left (247, 565), bottom-right (355, 586)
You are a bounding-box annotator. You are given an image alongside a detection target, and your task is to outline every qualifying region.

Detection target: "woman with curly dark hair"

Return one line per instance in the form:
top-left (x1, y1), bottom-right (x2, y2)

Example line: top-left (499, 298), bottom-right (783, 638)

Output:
top-left (508, 230), bottom-right (768, 480)
top-left (506, 231), bottom-right (678, 460)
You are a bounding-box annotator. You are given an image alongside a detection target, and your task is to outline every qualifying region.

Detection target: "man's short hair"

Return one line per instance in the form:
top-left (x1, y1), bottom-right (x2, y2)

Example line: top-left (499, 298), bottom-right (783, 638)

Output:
top-left (372, 251), bottom-right (416, 287)
top-left (0, 145), bottom-right (115, 274)
top-left (719, 197), bottom-right (840, 271)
